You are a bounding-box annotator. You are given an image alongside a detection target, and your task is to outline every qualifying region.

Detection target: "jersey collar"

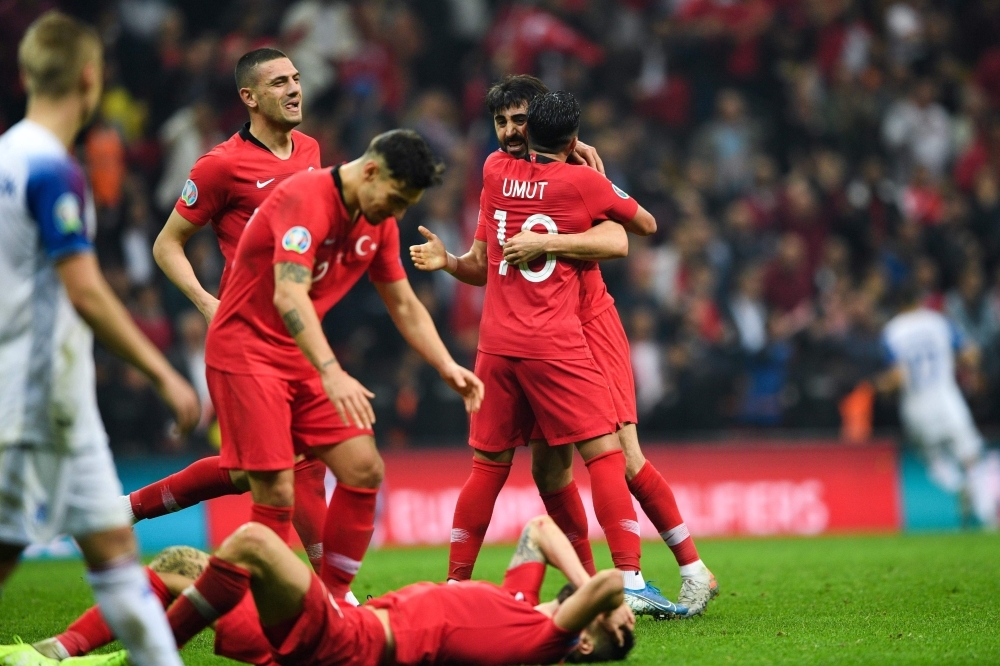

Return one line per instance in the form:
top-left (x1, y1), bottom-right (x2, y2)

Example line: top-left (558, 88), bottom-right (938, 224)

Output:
top-left (238, 122), bottom-right (295, 156)
top-left (528, 152), bottom-right (558, 164)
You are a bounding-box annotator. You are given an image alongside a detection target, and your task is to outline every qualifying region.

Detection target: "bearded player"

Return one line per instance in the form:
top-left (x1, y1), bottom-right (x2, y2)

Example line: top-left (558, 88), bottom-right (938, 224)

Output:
top-left (205, 129), bottom-right (482, 603)
top-left (123, 47), bottom-right (331, 573)
top-left (412, 77), bottom-right (716, 617)
top-left (0, 12), bottom-right (201, 666)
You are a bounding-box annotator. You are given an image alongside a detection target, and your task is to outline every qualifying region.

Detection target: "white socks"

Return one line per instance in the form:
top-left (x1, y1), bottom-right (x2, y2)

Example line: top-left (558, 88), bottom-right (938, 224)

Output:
top-left (622, 570), bottom-right (646, 590)
top-left (120, 495), bottom-right (137, 524)
top-left (87, 557), bottom-right (183, 666)
top-left (679, 559), bottom-right (706, 578)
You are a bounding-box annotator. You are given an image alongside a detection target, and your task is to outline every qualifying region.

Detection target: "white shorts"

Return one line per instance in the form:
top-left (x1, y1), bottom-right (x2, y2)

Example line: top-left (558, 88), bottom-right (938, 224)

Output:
top-left (901, 390), bottom-right (983, 464)
top-left (0, 440), bottom-right (128, 546)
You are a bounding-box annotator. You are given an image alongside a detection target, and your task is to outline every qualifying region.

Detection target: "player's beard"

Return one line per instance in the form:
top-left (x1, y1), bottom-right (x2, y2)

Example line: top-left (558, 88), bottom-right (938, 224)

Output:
top-left (503, 132), bottom-right (528, 158)
top-left (265, 96), bottom-right (302, 131)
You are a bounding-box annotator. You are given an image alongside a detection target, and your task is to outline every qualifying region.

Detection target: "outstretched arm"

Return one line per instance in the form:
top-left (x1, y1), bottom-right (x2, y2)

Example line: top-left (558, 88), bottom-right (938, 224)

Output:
top-left (153, 210), bottom-right (220, 322)
top-left (272, 262), bottom-right (376, 429)
top-left (409, 226), bottom-right (488, 286)
top-left (508, 515), bottom-right (591, 590)
top-left (375, 279), bottom-right (484, 414)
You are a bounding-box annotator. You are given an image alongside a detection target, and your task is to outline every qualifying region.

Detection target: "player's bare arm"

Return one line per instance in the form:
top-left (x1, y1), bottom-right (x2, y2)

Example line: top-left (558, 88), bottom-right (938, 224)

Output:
top-left (374, 279), bottom-right (484, 413)
top-left (153, 210), bottom-right (221, 323)
top-left (503, 220), bottom-right (629, 265)
top-left (409, 226), bottom-right (489, 286)
top-left (57, 251), bottom-right (201, 433)
top-left (273, 261), bottom-right (376, 429)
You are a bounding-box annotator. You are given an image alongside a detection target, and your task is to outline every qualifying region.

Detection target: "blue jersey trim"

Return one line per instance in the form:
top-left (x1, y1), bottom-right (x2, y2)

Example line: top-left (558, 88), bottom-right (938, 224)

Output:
top-left (25, 155), bottom-right (93, 259)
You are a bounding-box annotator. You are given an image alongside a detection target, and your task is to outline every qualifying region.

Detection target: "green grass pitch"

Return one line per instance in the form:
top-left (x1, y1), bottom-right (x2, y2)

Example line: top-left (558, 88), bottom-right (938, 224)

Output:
top-left (2, 532), bottom-right (998, 664)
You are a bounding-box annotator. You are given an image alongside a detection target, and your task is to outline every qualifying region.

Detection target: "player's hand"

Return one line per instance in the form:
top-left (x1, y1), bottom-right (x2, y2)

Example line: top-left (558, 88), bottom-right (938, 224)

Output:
top-left (322, 365), bottom-right (376, 429)
top-left (154, 369), bottom-right (201, 435)
top-left (502, 230), bottom-right (549, 265)
top-left (409, 226), bottom-right (448, 272)
top-left (199, 296), bottom-right (221, 324)
top-left (439, 361), bottom-right (485, 413)
top-left (568, 140), bottom-right (605, 175)
top-left (599, 603), bottom-right (635, 647)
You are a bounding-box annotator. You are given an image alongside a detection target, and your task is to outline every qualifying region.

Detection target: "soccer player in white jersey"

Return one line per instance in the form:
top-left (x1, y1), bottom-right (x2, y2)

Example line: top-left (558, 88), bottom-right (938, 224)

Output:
top-left (878, 284), bottom-right (998, 528)
top-left (0, 12), bottom-right (201, 666)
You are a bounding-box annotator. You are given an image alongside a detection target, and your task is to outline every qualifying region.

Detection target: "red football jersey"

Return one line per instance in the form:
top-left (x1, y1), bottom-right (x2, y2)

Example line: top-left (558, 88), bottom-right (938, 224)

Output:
top-left (579, 261), bottom-right (615, 323)
top-left (206, 166), bottom-right (407, 379)
top-left (367, 564), bottom-right (578, 665)
top-left (173, 123), bottom-right (321, 294)
top-left (475, 151), bottom-right (638, 359)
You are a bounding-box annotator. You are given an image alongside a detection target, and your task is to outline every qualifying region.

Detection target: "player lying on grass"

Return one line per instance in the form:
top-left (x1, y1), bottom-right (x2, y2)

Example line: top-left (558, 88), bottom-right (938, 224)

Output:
top-left (0, 546), bottom-right (275, 665)
top-left (3, 516), bottom-right (635, 665)
top-left (411, 76), bottom-right (716, 618)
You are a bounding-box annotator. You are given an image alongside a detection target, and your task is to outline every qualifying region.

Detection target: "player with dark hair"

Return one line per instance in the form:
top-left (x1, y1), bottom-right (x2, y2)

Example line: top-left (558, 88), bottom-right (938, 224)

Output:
top-left (122, 46), bottom-right (333, 574)
top-left (204, 129), bottom-right (482, 603)
top-left (413, 75), bottom-right (717, 618)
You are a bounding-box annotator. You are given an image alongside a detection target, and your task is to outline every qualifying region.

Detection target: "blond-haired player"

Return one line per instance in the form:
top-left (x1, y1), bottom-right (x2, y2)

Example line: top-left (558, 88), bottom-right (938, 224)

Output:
top-left (0, 11), bottom-right (200, 666)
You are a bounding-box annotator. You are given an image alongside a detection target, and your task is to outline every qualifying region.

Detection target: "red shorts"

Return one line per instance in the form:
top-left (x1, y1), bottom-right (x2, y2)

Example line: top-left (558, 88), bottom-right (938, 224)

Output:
top-left (267, 574), bottom-right (386, 666)
top-left (582, 307), bottom-right (638, 425)
top-left (208, 368), bottom-right (373, 472)
top-left (214, 592), bottom-right (276, 665)
top-left (470, 352), bottom-right (618, 451)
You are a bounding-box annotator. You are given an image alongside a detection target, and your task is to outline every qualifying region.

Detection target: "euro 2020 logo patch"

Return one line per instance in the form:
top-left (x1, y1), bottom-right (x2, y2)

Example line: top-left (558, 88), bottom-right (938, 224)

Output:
top-left (53, 192), bottom-right (83, 234)
top-left (181, 179), bottom-right (198, 206)
top-left (612, 183), bottom-right (630, 199)
top-left (282, 226), bottom-right (312, 254)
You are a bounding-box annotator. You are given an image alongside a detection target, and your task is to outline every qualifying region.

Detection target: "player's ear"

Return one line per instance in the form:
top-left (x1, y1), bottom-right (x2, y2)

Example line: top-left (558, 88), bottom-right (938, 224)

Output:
top-left (565, 136), bottom-right (579, 156)
top-left (240, 87), bottom-right (257, 109)
top-left (575, 632), bottom-right (595, 656)
top-left (362, 159), bottom-right (381, 182)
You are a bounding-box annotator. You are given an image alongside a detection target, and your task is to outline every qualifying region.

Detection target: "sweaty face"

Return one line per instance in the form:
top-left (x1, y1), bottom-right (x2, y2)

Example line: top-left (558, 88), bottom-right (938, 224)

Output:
top-left (494, 102), bottom-right (529, 158)
top-left (359, 164), bottom-right (424, 224)
top-left (250, 58), bottom-right (303, 129)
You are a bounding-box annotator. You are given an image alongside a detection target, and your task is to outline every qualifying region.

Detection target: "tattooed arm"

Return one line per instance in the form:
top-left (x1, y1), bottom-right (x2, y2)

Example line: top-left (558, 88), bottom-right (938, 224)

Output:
top-left (273, 261), bottom-right (376, 428)
top-left (508, 516), bottom-right (591, 590)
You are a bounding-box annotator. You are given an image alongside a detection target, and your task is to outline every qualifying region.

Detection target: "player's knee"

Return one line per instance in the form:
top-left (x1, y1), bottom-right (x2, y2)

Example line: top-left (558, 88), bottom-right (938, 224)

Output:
top-left (221, 522), bottom-right (280, 565)
top-left (343, 454), bottom-right (384, 488)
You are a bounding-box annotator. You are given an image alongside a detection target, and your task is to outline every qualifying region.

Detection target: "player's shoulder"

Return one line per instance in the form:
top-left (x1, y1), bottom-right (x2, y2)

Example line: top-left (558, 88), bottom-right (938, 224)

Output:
top-left (291, 129), bottom-right (321, 152)
top-left (192, 133), bottom-right (242, 170)
top-left (484, 149), bottom-right (518, 173)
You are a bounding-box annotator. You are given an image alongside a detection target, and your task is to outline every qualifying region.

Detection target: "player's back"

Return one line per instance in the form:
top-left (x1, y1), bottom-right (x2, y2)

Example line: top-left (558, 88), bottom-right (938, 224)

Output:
top-left (477, 151), bottom-right (636, 359)
top-left (0, 120), bottom-right (103, 449)
top-left (882, 308), bottom-right (962, 399)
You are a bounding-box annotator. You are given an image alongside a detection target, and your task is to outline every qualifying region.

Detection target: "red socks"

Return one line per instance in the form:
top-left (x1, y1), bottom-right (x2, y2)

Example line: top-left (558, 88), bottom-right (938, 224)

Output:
top-left (585, 450), bottom-right (641, 571)
top-left (292, 458), bottom-right (328, 572)
top-left (129, 456), bottom-right (240, 521)
top-left (321, 483), bottom-right (378, 598)
top-left (540, 481), bottom-right (596, 576)
top-left (166, 556), bottom-right (250, 648)
top-left (251, 503), bottom-right (293, 544)
top-left (56, 568), bottom-right (172, 656)
top-left (448, 457), bottom-right (511, 581)
top-left (628, 461), bottom-right (700, 566)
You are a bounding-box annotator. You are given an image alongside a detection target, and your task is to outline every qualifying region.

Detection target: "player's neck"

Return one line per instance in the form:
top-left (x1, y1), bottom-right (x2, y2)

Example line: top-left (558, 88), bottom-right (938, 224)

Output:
top-left (529, 149), bottom-right (569, 163)
top-left (336, 159), bottom-right (365, 223)
top-left (24, 97), bottom-right (85, 150)
top-left (247, 116), bottom-right (294, 160)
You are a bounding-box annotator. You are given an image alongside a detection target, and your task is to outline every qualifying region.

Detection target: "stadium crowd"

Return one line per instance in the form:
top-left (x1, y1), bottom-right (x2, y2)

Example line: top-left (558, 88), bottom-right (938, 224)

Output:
top-left (3, 0), bottom-right (1000, 452)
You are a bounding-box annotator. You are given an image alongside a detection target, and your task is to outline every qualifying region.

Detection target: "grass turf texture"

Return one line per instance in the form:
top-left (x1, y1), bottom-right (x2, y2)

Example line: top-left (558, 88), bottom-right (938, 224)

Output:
top-left (1, 533), bottom-right (998, 665)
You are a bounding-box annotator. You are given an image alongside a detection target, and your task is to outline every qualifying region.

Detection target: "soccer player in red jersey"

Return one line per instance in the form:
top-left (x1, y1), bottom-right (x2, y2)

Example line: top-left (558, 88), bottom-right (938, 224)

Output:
top-left (206, 129), bottom-right (483, 602)
top-left (124, 47), bottom-right (330, 573)
top-left (412, 80), bottom-right (715, 617)
top-left (117, 515), bottom-right (632, 666)
top-left (23, 518), bottom-right (634, 665)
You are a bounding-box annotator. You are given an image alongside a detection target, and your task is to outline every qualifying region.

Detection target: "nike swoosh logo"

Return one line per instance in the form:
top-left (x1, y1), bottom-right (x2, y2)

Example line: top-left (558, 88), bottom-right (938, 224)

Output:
top-left (256, 178), bottom-right (275, 188)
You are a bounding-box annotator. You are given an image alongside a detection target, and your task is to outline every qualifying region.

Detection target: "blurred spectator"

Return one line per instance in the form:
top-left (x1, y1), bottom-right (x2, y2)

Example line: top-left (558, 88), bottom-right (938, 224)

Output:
top-left (692, 90), bottom-right (761, 197)
top-left (882, 79), bottom-right (954, 180)
top-left (155, 102), bottom-right (224, 213)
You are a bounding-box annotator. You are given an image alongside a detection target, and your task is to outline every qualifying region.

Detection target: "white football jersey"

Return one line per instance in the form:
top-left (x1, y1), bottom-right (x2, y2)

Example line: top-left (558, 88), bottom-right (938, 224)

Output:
top-left (881, 308), bottom-right (964, 399)
top-left (0, 120), bottom-right (105, 451)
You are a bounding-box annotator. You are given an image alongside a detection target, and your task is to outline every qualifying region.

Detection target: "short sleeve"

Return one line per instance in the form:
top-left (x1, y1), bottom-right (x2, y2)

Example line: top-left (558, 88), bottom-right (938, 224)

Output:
top-left (270, 188), bottom-right (329, 268)
top-left (174, 150), bottom-right (231, 226)
top-left (25, 156), bottom-right (93, 259)
top-left (948, 321), bottom-right (966, 351)
top-left (500, 561), bottom-right (546, 606)
top-left (368, 218), bottom-right (407, 283)
top-left (880, 333), bottom-right (896, 364)
top-left (577, 171), bottom-right (639, 225)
